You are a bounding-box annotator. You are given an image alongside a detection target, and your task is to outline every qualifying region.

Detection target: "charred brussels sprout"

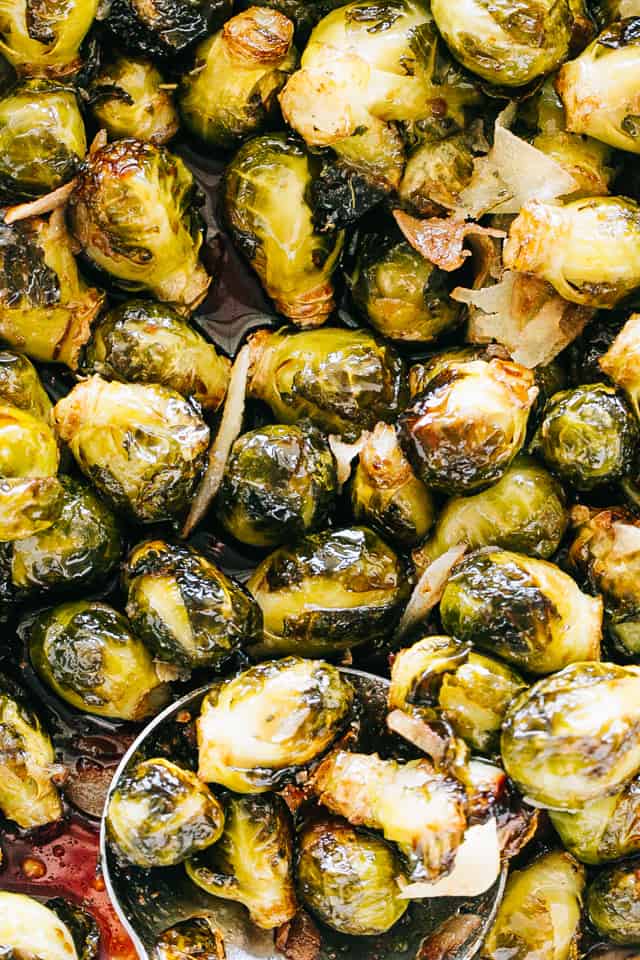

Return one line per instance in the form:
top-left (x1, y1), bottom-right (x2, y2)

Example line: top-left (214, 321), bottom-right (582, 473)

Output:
top-left (504, 196), bottom-right (640, 308)
top-left (480, 851), bottom-right (585, 960)
top-left (0, 893), bottom-right (80, 960)
top-left (27, 600), bottom-right (170, 720)
top-left (296, 815), bottom-right (408, 936)
top-left (217, 422), bottom-right (337, 548)
top-left (89, 57), bottom-right (179, 145)
top-left (69, 138), bottom-right (210, 314)
top-left (153, 919), bottom-right (222, 960)
top-left (531, 383), bottom-right (637, 490)
top-left (186, 793), bottom-right (297, 929)
top-left (106, 757), bottom-right (224, 868)
top-left (45, 899), bottom-right (100, 960)
top-left (106, 0), bottom-right (230, 60)
top-left (123, 540), bottom-right (261, 670)
top-left (600, 313), bottom-right (640, 418)
top-left (502, 662), bottom-right (640, 809)
top-left (83, 300), bottom-right (230, 412)
top-left (399, 356), bottom-right (537, 495)
top-left (550, 772), bottom-right (640, 864)
top-left (197, 657), bottom-right (354, 791)
top-left (248, 326), bottom-right (405, 440)
top-left (223, 134), bottom-right (343, 327)
top-left (587, 861), bottom-right (640, 944)
top-left (351, 423), bottom-right (435, 549)
top-left (53, 376), bottom-right (209, 524)
top-left (0, 351), bottom-right (52, 422)
top-left (0, 673), bottom-right (61, 828)
top-left (247, 526), bottom-right (408, 658)
top-left (179, 8), bottom-right (296, 149)
top-left (0, 0), bottom-right (98, 78)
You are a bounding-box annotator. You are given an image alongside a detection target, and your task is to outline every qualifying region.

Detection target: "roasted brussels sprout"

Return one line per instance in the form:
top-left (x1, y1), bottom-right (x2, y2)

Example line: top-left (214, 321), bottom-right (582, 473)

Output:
top-left (0, 351), bottom-right (52, 422)
top-left (186, 793), bottom-right (297, 929)
top-left (502, 662), bottom-right (640, 809)
top-left (311, 749), bottom-right (467, 880)
top-left (153, 919), bottom-right (222, 960)
top-left (0, 0), bottom-right (98, 78)
top-left (296, 814), bottom-right (408, 936)
top-left (217, 422), bottom-right (337, 548)
top-left (53, 377), bottom-right (209, 524)
top-left (399, 131), bottom-right (481, 216)
top-left (504, 196), bottom-right (640, 308)
top-left (550, 772), bottom-right (640, 864)
top-left (106, 0), bottom-right (230, 60)
top-left (124, 540), bottom-right (261, 670)
top-left (69, 138), bottom-right (210, 314)
top-left (0, 673), bottom-right (62, 828)
top-left (223, 134), bottom-right (343, 327)
top-left (27, 600), bottom-right (170, 720)
top-left (350, 423), bottom-right (435, 548)
top-left (82, 300), bottom-right (230, 412)
top-left (45, 898), bottom-right (100, 960)
top-left (106, 757), bottom-right (224, 868)
top-left (480, 851), bottom-right (585, 960)
top-left (247, 526), bottom-right (409, 658)
top-left (248, 326), bottom-right (405, 440)
top-left (587, 860), bottom-right (640, 944)
top-left (197, 657), bottom-right (354, 791)
top-left (179, 8), bottom-right (296, 149)
top-left (0, 893), bottom-right (80, 960)
top-left (600, 312), bottom-right (640, 418)
top-left (413, 456), bottom-right (568, 571)
top-left (399, 356), bottom-right (537, 495)
top-left (89, 57), bottom-right (179, 145)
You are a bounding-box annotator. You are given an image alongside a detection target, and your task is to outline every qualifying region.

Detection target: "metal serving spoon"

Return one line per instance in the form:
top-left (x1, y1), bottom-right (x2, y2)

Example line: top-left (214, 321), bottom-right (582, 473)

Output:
top-left (100, 668), bottom-right (506, 960)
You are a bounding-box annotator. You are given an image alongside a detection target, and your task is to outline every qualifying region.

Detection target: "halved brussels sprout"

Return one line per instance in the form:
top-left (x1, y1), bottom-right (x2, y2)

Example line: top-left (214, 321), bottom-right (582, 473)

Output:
top-left (153, 919), bottom-right (222, 960)
top-left (0, 673), bottom-right (62, 828)
top-left (0, 351), bottom-right (52, 422)
top-left (587, 860), bottom-right (640, 944)
top-left (413, 456), bottom-right (568, 571)
top-left (69, 138), bottom-right (210, 315)
top-left (0, 0), bottom-right (98, 78)
top-left (82, 300), bottom-right (230, 412)
top-left (311, 749), bottom-right (467, 880)
top-left (197, 657), bottom-right (354, 791)
top-left (53, 376), bottom-right (209, 524)
top-left (247, 526), bottom-right (409, 658)
top-left (124, 540), bottom-right (261, 670)
top-left (186, 793), bottom-right (297, 929)
top-left (600, 312), bottom-right (640, 418)
top-left (217, 422), bottom-right (337, 548)
top-left (223, 134), bottom-right (343, 327)
top-left (248, 326), bottom-right (405, 441)
top-left (89, 57), bottom-right (179, 145)
top-left (296, 814), bottom-right (408, 936)
top-left (480, 851), bottom-right (585, 960)
top-left (550, 772), bottom-right (640, 864)
top-left (106, 757), bottom-right (224, 868)
top-left (502, 662), bottom-right (640, 809)
top-left (27, 600), bottom-right (170, 719)
top-left (0, 893), bottom-right (79, 960)
top-left (179, 8), bottom-right (296, 149)
top-left (351, 423), bottom-right (435, 548)
top-left (504, 196), bottom-right (640, 308)
top-left (399, 131), bottom-right (481, 216)
top-left (440, 549), bottom-right (603, 675)
top-left (399, 356), bottom-right (537, 495)
top-left (106, 0), bottom-right (230, 59)
top-left (531, 383), bottom-right (637, 490)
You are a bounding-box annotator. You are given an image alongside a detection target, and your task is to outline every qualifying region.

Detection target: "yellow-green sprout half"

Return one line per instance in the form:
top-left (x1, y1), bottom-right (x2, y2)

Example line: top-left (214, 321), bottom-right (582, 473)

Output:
top-left (0, 0), bottom-right (99, 78)
top-left (89, 56), bottom-right (179, 145)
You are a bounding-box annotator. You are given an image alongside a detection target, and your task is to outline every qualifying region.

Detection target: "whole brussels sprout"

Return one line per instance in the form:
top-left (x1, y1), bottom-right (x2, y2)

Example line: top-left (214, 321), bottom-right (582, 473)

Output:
top-left (179, 8), bottom-right (296, 149)
top-left (53, 376), bottom-right (209, 524)
top-left (399, 356), bottom-right (537, 495)
top-left (531, 383), bottom-right (637, 490)
top-left (106, 757), bottom-right (224, 868)
top-left (0, 351), bottom-right (52, 422)
top-left (600, 312), bottom-right (640, 418)
top-left (0, 893), bottom-right (80, 960)
top-left (248, 326), bottom-right (405, 440)
top-left (296, 814), bottom-right (408, 936)
top-left (502, 662), bottom-right (640, 809)
top-left (123, 540), bottom-right (261, 670)
top-left (311, 749), bottom-right (467, 880)
top-left (247, 526), bottom-right (409, 658)
top-left (413, 456), bottom-right (568, 572)
top-left (106, 0), bottom-right (230, 60)
top-left (550, 772), bottom-right (640, 864)
top-left (153, 919), bottom-right (222, 960)
top-left (197, 657), bottom-right (354, 791)
top-left (0, 673), bottom-right (62, 828)
top-left (185, 793), bottom-right (297, 929)
top-left (223, 134), bottom-right (343, 327)
top-left (27, 600), bottom-right (171, 720)
top-left (587, 860), bottom-right (640, 944)
top-left (89, 57), bottom-right (179, 145)
top-left (504, 196), bottom-right (640, 308)
top-left (69, 138), bottom-right (210, 315)
top-left (350, 423), bottom-right (435, 548)
top-left (0, 0), bottom-right (98, 78)
top-left (217, 421), bottom-right (337, 548)
top-left (82, 300), bottom-right (230, 412)
top-left (480, 851), bottom-right (585, 960)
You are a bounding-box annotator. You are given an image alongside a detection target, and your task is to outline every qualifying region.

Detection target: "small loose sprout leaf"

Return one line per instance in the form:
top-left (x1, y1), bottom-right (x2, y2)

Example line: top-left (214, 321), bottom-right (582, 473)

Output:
top-left (4, 180), bottom-right (77, 225)
top-left (393, 210), bottom-right (505, 272)
top-left (89, 129), bottom-right (108, 155)
top-left (397, 544), bottom-right (466, 639)
top-left (328, 432), bottom-right (369, 490)
top-left (399, 818), bottom-right (500, 899)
